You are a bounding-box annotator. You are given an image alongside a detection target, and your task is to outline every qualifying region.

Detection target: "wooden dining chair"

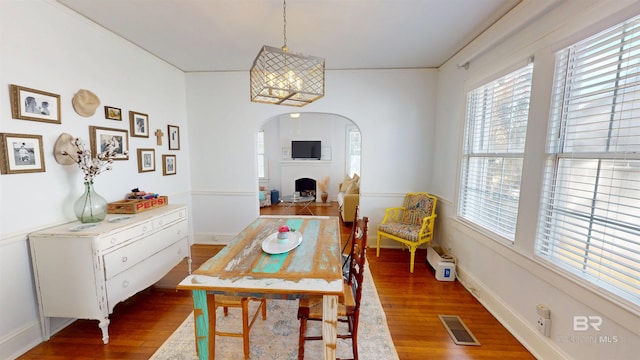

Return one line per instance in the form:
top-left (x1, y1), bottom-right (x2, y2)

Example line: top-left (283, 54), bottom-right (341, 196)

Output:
top-left (210, 295), bottom-right (267, 360)
top-left (341, 206), bottom-right (360, 281)
top-left (297, 215), bottom-right (369, 360)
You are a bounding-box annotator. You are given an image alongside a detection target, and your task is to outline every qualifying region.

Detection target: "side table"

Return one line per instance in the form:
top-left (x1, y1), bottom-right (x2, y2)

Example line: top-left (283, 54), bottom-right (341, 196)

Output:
top-left (280, 195), bottom-right (315, 215)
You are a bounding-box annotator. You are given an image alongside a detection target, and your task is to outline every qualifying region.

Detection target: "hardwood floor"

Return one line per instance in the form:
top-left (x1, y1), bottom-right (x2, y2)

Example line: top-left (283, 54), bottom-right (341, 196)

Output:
top-left (18, 202), bottom-right (534, 359)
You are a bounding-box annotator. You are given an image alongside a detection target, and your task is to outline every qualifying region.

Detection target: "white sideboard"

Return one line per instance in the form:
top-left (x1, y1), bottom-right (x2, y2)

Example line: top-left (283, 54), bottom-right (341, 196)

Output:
top-left (28, 204), bottom-right (191, 344)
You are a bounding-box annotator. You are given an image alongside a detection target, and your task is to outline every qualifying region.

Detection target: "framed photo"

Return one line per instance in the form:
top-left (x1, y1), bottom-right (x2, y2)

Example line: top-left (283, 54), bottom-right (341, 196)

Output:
top-left (282, 147), bottom-right (291, 160)
top-left (105, 106), bottom-right (122, 120)
top-left (162, 154), bottom-right (176, 175)
top-left (168, 125), bottom-right (180, 150)
top-left (89, 126), bottom-right (129, 160)
top-left (0, 133), bottom-right (46, 174)
top-left (129, 111), bottom-right (149, 138)
top-left (137, 148), bottom-right (155, 173)
top-left (9, 84), bottom-right (61, 124)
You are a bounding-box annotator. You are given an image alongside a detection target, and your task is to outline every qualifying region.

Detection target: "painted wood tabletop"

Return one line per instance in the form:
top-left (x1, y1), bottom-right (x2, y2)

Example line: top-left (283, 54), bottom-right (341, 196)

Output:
top-left (178, 215), bottom-right (344, 297)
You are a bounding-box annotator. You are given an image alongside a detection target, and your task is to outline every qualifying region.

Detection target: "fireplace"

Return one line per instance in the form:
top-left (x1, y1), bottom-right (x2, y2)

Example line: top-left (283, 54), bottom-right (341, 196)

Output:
top-left (295, 178), bottom-right (317, 200)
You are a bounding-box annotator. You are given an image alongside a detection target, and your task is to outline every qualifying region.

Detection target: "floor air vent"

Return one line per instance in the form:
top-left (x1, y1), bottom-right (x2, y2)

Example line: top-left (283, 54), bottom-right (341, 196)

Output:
top-left (438, 315), bottom-right (481, 346)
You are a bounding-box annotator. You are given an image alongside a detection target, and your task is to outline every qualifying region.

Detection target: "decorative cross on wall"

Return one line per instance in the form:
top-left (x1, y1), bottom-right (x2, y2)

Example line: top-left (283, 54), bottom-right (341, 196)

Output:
top-left (154, 129), bottom-right (164, 145)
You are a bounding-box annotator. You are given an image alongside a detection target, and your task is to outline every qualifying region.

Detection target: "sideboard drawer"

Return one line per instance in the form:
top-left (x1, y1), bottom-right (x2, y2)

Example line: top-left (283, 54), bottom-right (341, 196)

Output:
top-left (153, 207), bottom-right (187, 229)
top-left (97, 220), bottom-right (153, 251)
top-left (105, 237), bottom-right (189, 311)
top-left (103, 220), bottom-right (188, 280)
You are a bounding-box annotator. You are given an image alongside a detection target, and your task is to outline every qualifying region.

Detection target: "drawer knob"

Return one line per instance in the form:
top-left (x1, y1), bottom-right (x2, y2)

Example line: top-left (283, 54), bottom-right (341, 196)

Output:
top-left (110, 238), bottom-right (117, 244)
top-left (142, 226), bottom-right (148, 232)
top-left (122, 280), bottom-right (130, 288)
top-left (121, 256), bottom-right (128, 263)
top-left (177, 230), bottom-right (182, 235)
top-left (158, 220), bottom-right (164, 225)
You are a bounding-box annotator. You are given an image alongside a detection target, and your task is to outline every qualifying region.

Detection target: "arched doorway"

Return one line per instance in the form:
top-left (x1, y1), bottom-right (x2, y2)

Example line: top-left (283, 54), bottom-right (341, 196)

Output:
top-left (257, 112), bottom-right (361, 204)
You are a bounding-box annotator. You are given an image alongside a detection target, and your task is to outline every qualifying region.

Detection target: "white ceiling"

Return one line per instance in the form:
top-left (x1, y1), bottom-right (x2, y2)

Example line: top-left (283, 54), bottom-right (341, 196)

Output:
top-left (56, 0), bottom-right (521, 72)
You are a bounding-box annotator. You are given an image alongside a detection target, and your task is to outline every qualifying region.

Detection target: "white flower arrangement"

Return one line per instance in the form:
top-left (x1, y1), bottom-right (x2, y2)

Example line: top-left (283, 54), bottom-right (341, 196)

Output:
top-left (62, 138), bottom-right (124, 182)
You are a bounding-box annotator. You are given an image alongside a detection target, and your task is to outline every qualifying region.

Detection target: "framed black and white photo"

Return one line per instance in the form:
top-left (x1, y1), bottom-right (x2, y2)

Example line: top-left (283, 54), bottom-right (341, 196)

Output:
top-left (129, 111), bottom-right (149, 138)
top-left (167, 125), bottom-right (180, 150)
top-left (137, 148), bottom-right (155, 172)
top-left (89, 126), bottom-right (129, 160)
top-left (0, 133), bottom-right (46, 174)
top-left (105, 106), bottom-right (122, 120)
top-left (9, 84), bottom-right (61, 124)
top-left (162, 154), bottom-right (176, 175)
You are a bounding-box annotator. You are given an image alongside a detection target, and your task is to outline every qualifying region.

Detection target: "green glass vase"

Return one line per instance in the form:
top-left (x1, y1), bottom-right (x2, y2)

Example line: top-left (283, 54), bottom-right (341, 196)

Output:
top-left (74, 181), bottom-right (108, 223)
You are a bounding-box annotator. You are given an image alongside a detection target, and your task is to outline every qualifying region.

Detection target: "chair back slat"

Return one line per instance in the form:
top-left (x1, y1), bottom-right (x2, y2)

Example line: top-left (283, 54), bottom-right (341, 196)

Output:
top-left (349, 216), bottom-right (368, 312)
top-left (342, 206), bottom-right (360, 280)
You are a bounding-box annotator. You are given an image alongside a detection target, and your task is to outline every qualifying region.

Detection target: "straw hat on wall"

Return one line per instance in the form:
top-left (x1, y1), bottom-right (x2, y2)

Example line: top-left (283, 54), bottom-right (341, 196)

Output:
top-left (54, 133), bottom-right (79, 165)
top-left (72, 89), bottom-right (100, 117)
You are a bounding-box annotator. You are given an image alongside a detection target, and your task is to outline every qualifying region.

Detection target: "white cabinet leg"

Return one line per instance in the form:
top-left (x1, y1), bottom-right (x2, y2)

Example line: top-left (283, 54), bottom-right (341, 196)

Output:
top-left (99, 318), bottom-right (111, 344)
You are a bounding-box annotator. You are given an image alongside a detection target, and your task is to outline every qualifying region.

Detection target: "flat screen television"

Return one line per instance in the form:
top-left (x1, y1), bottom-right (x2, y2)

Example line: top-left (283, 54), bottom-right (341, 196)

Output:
top-left (291, 140), bottom-right (321, 160)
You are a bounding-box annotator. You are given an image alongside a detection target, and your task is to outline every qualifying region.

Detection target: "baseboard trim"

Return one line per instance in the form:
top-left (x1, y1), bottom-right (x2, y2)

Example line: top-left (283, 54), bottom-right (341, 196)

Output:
top-left (455, 265), bottom-right (571, 360)
top-left (193, 232), bottom-right (236, 245)
top-left (0, 320), bottom-right (42, 360)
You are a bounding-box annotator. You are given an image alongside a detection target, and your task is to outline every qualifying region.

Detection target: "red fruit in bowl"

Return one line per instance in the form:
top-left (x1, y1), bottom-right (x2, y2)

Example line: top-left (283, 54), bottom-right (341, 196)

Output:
top-left (278, 225), bottom-right (290, 233)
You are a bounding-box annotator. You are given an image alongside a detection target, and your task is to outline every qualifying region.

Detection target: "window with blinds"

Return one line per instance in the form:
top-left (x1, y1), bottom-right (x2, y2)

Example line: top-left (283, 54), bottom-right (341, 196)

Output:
top-left (347, 126), bottom-right (361, 177)
top-left (459, 63), bottom-right (534, 241)
top-left (536, 15), bottom-right (640, 305)
top-left (257, 129), bottom-right (266, 178)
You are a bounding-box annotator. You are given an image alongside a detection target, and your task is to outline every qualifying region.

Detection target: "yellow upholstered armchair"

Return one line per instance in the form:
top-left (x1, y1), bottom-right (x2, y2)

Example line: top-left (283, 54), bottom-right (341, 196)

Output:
top-left (376, 192), bottom-right (437, 273)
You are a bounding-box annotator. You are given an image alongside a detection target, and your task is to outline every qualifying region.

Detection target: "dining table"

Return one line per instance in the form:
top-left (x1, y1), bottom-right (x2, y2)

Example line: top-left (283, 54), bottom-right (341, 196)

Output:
top-left (177, 215), bottom-right (344, 360)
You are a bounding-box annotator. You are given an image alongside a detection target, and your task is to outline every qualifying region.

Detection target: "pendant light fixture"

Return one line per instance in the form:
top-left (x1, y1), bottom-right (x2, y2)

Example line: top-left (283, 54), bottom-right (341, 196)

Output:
top-left (250, 0), bottom-right (325, 107)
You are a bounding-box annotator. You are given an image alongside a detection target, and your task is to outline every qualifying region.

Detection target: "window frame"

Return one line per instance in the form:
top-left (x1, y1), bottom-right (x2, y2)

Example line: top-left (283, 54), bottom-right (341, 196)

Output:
top-left (535, 14), bottom-right (640, 306)
top-left (345, 125), bottom-right (361, 178)
top-left (257, 129), bottom-right (267, 179)
top-left (457, 62), bottom-right (535, 243)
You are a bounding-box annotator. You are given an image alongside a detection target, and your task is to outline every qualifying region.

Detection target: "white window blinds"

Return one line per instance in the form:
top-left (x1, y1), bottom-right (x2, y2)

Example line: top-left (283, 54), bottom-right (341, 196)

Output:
top-left (257, 130), bottom-right (266, 178)
top-left (459, 63), bottom-right (534, 241)
top-left (536, 15), bottom-right (640, 305)
top-left (347, 127), bottom-right (361, 177)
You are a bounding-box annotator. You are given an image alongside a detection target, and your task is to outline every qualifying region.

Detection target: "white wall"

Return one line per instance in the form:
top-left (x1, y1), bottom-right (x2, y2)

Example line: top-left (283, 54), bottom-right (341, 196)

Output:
top-left (10, 1), bottom-right (636, 359)
top-left (432, 1), bottom-right (640, 359)
top-left (0, 1), bottom-right (191, 358)
top-left (186, 69), bottom-right (437, 244)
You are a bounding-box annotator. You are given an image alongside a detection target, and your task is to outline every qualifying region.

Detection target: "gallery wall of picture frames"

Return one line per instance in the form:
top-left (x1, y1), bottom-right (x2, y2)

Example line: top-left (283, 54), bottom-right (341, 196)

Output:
top-left (3, 83), bottom-right (182, 176)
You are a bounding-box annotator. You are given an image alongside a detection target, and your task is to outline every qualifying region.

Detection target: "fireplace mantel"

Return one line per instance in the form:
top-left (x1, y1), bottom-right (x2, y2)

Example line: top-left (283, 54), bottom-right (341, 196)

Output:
top-left (279, 160), bottom-right (332, 165)
top-left (280, 161), bottom-right (331, 200)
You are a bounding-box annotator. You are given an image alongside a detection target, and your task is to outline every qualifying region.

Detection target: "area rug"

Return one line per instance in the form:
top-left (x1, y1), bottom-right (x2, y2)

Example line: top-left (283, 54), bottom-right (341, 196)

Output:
top-left (150, 266), bottom-right (398, 360)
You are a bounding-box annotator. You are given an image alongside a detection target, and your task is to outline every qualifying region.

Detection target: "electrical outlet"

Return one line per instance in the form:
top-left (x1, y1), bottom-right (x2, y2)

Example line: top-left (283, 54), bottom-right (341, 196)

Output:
top-left (536, 304), bottom-right (551, 337)
top-left (537, 316), bottom-right (551, 337)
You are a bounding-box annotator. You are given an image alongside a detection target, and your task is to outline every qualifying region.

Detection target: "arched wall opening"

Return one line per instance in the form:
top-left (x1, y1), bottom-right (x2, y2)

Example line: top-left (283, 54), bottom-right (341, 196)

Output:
top-left (257, 112), bottom-right (361, 204)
